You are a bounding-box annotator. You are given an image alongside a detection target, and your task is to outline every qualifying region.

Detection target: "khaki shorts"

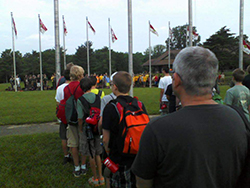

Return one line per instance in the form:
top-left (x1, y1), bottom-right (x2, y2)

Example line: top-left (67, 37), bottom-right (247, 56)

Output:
top-left (66, 125), bottom-right (79, 148)
top-left (79, 132), bottom-right (102, 157)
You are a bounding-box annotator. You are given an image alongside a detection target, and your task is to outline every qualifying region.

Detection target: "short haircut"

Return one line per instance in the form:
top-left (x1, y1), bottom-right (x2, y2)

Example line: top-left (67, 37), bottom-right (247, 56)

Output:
top-left (247, 65), bottom-right (250, 74)
top-left (89, 76), bottom-right (97, 86)
top-left (113, 71), bottom-right (132, 94)
top-left (162, 66), bottom-right (169, 73)
top-left (173, 46), bottom-right (219, 96)
top-left (70, 65), bottom-right (84, 81)
top-left (233, 68), bottom-right (245, 82)
top-left (80, 77), bottom-right (92, 92)
top-left (64, 69), bottom-right (70, 81)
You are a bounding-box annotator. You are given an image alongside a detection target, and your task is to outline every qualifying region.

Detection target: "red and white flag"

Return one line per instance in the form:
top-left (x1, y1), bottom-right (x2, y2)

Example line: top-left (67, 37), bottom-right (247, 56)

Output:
top-left (150, 24), bottom-right (158, 36)
top-left (12, 17), bottom-right (17, 36)
top-left (40, 18), bottom-right (48, 34)
top-left (88, 21), bottom-right (96, 34)
top-left (243, 40), bottom-right (250, 55)
top-left (111, 28), bottom-right (117, 43)
top-left (187, 26), bottom-right (199, 39)
top-left (63, 17), bottom-right (67, 35)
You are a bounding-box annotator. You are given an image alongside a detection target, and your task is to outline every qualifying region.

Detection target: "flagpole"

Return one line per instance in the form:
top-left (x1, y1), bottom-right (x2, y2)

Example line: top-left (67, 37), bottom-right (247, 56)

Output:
top-left (38, 14), bottom-right (43, 91)
top-left (86, 17), bottom-right (90, 76)
top-left (188, 0), bottom-right (193, 47)
top-left (63, 15), bottom-right (66, 70)
top-left (168, 21), bottom-right (171, 69)
top-left (11, 12), bottom-right (17, 92)
top-left (54, 0), bottom-right (61, 86)
top-left (239, 0), bottom-right (244, 69)
top-left (149, 21), bottom-right (152, 88)
top-left (108, 18), bottom-right (112, 78)
top-left (186, 23), bottom-right (188, 47)
top-left (128, 0), bottom-right (133, 96)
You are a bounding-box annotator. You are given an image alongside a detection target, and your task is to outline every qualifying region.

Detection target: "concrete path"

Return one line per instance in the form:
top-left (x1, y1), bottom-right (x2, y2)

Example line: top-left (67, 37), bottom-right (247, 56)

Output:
top-left (0, 115), bottom-right (160, 137)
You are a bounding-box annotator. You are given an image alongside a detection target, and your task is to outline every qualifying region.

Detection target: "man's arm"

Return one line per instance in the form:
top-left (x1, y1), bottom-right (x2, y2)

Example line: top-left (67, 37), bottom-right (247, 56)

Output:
top-left (103, 129), bottom-right (110, 153)
top-left (136, 176), bottom-right (153, 188)
top-left (160, 89), bottom-right (164, 102)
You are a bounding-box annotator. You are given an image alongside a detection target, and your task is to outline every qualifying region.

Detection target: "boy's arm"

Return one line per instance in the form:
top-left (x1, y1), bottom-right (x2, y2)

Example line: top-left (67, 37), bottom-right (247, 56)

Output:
top-left (103, 129), bottom-right (110, 154)
top-left (136, 176), bottom-right (153, 188)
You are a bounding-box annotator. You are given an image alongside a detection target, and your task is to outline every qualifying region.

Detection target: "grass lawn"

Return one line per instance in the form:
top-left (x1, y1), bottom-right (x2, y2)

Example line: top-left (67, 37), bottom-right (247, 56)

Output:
top-left (0, 133), bottom-right (104, 188)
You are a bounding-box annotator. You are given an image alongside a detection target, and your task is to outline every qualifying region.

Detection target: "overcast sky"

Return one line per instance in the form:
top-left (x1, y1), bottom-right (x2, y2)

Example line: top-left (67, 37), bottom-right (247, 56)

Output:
top-left (1, 0), bottom-right (250, 55)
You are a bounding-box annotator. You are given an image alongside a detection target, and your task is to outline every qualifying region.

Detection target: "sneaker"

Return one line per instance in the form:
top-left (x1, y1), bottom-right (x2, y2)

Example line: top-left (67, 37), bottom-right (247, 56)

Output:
top-left (99, 177), bottom-right (105, 186)
top-left (80, 168), bottom-right (87, 175)
top-left (88, 177), bottom-right (99, 187)
top-left (73, 170), bottom-right (81, 178)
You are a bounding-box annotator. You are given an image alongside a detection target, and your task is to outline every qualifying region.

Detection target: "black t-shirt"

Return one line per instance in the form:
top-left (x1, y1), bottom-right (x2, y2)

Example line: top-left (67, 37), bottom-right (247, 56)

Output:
top-left (243, 74), bottom-right (250, 90)
top-left (102, 95), bottom-right (147, 167)
top-left (132, 104), bottom-right (248, 188)
top-left (165, 84), bottom-right (176, 113)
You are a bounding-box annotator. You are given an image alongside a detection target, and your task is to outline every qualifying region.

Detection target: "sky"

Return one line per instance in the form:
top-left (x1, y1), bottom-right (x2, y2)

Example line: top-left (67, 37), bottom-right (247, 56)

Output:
top-left (1, 0), bottom-right (250, 56)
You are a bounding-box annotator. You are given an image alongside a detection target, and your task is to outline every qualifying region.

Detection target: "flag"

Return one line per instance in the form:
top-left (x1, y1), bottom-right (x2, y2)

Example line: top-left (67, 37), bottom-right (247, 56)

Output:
top-left (40, 18), bottom-right (47, 34)
top-left (169, 26), bottom-right (172, 40)
top-left (111, 28), bottom-right (117, 43)
top-left (88, 21), bottom-right (95, 34)
top-left (187, 26), bottom-right (199, 39)
top-left (243, 40), bottom-right (250, 55)
top-left (12, 17), bottom-right (17, 36)
top-left (63, 18), bottom-right (67, 35)
top-left (150, 24), bottom-right (158, 36)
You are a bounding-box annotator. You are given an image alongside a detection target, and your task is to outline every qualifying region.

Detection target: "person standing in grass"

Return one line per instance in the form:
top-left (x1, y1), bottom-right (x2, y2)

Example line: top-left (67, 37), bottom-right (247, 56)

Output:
top-left (132, 47), bottom-right (249, 188)
top-left (224, 68), bottom-right (250, 121)
top-left (77, 77), bottom-right (105, 186)
top-left (55, 69), bottom-right (72, 165)
top-left (89, 76), bottom-right (105, 99)
top-left (63, 65), bottom-right (85, 177)
top-left (158, 66), bottom-right (172, 115)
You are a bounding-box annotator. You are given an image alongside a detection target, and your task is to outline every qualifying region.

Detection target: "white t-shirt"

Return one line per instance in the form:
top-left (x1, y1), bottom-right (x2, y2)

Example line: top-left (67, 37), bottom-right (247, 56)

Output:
top-left (158, 75), bottom-right (172, 102)
top-left (55, 83), bottom-right (69, 102)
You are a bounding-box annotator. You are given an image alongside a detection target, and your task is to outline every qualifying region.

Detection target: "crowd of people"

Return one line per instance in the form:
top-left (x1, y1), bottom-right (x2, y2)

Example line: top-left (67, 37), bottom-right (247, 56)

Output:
top-left (53, 46), bottom-right (250, 188)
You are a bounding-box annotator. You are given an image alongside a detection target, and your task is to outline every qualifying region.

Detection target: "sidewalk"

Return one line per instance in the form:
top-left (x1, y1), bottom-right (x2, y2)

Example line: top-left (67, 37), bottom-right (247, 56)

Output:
top-left (0, 115), bottom-right (160, 137)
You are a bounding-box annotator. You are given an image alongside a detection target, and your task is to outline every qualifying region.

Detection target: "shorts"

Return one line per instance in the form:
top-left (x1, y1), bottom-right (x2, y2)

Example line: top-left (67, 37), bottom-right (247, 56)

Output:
top-left (79, 131), bottom-right (102, 157)
top-left (59, 122), bottom-right (68, 140)
top-left (66, 125), bottom-right (79, 148)
top-left (110, 166), bottom-right (136, 188)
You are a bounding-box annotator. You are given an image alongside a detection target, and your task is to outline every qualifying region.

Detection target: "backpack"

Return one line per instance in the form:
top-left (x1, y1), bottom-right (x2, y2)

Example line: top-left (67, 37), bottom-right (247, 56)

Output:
top-left (111, 97), bottom-right (150, 157)
top-left (56, 99), bottom-right (67, 124)
top-left (78, 93), bottom-right (101, 135)
top-left (65, 84), bottom-right (80, 126)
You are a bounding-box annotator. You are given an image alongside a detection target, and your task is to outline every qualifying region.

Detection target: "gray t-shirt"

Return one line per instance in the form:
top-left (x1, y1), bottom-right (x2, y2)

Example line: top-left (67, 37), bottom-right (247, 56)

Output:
top-left (224, 85), bottom-right (250, 121)
top-left (132, 104), bottom-right (248, 188)
top-left (100, 93), bottom-right (116, 116)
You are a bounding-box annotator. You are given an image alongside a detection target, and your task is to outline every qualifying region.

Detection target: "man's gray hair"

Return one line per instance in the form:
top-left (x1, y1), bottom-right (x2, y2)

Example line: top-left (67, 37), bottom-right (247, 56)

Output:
top-left (173, 46), bottom-right (218, 96)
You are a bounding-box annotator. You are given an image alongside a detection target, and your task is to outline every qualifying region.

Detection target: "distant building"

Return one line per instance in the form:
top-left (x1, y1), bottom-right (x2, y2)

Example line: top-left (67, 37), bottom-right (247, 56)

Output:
top-left (143, 50), bottom-right (181, 72)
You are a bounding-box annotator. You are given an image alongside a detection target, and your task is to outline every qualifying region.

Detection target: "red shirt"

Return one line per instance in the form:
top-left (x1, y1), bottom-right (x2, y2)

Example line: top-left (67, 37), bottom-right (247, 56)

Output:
top-left (64, 81), bottom-right (84, 101)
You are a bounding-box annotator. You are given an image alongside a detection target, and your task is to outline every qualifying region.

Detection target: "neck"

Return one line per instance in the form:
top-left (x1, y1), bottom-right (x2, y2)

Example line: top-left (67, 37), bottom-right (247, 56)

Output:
top-left (235, 82), bottom-right (242, 86)
top-left (115, 92), bottom-right (129, 97)
top-left (180, 93), bottom-right (217, 107)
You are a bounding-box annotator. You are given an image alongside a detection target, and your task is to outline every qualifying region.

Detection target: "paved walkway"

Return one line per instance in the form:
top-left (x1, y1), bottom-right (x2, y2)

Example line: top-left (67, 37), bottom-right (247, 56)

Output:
top-left (0, 115), bottom-right (159, 137)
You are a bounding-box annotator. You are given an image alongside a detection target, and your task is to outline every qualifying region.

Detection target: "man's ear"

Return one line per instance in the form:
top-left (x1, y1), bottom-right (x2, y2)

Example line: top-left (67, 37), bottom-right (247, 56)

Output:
top-left (173, 73), bottom-right (182, 88)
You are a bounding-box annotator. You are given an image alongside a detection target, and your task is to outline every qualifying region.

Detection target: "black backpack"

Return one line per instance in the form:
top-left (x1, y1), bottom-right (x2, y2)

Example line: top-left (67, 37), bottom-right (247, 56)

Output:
top-left (65, 84), bottom-right (79, 126)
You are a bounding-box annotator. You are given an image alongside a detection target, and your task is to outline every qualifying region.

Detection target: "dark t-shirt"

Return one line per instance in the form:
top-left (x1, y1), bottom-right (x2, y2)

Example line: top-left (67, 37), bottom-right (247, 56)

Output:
top-left (243, 74), bottom-right (250, 90)
top-left (165, 84), bottom-right (176, 113)
top-left (132, 104), bottom-right (248, 188)
top-left (102, 95), bottom-right (148, 167)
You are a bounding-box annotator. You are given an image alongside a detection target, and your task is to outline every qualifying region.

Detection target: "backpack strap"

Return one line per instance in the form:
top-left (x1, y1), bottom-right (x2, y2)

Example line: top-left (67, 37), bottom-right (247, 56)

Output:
top-left (229, 105), bottom-right (250, 187)
top-left (98, 90), bottom-right (102, 97)
top-left (67, 84), bottom-right (80, 97)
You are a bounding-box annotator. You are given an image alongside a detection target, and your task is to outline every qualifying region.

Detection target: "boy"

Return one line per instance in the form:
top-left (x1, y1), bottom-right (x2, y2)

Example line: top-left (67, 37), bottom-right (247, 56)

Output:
top-left (89, 76), bottom-right (105, 99)
top-left (102, 71), bottom-right (148, 188)
top-left (77, 77), bottom-right (104, 186)
top-left (224, 68), bottom-right (250, 121)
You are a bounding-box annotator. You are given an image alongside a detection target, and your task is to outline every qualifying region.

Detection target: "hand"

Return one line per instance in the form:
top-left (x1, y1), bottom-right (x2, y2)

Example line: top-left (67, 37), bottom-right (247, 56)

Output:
top-left (79, 125), bottom-right (83, 133)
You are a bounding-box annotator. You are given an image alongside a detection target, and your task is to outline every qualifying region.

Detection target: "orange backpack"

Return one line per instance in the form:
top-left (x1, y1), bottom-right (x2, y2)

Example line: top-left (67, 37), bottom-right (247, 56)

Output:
top-left (111, 97), bottom-right (150, 157)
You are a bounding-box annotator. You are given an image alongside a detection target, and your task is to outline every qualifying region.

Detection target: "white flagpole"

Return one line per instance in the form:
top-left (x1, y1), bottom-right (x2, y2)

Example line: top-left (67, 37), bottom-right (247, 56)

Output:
top-left (63, 15), bottom-right (66, 70)
top-left (38, 14), bottom-right (43, 91)
top-left (239, 0), bottom-right (244, 69)
top-left (188, 0), bottom-right (193, 47)
top-left (108, 18), bottom-right (112, 78)
top-left (11, 12), bottom-right (17, 92)
top-left (86, 17), bottom-right (90, 76)
top-left (168, 21), bottom-right (171, 69)
top-left (149, 21), bottom-right (152, 88)
top-left (128, 0), bottom-right (133, 96)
